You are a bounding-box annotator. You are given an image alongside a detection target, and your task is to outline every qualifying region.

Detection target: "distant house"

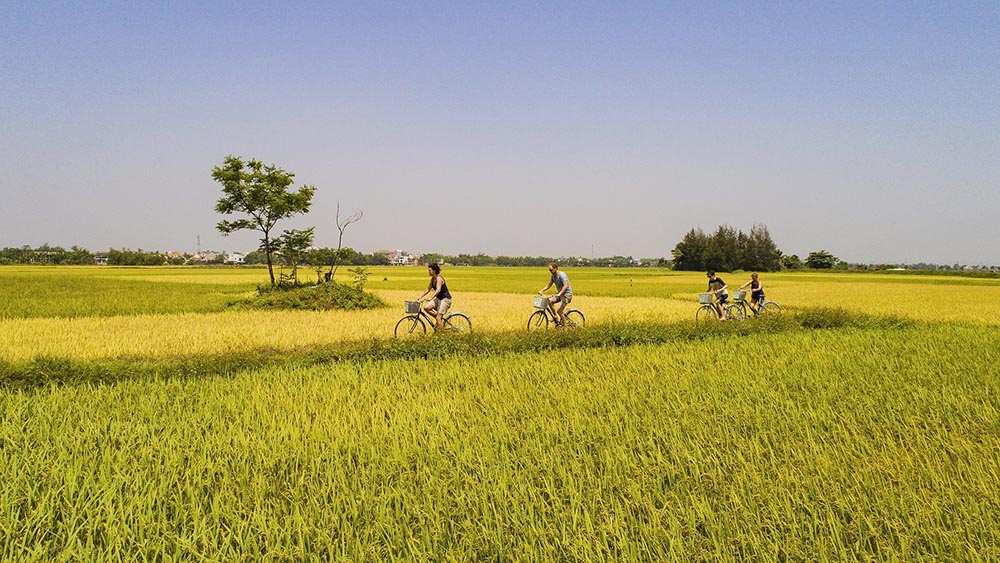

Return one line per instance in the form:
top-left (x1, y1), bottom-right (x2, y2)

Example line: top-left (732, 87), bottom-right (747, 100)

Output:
top-left (94, 251), bottom-right (109, 265)
top-left (374, 249), bottom-right (420, 265)
top-left (224, 252), bottom-right (246, 265)
top-left (191, 251), bottom-right (220, 263)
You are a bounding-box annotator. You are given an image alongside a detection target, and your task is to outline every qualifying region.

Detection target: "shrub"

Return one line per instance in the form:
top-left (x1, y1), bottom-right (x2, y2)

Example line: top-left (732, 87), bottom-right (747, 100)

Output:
top-left (237, 282), bottom-right (388, 311)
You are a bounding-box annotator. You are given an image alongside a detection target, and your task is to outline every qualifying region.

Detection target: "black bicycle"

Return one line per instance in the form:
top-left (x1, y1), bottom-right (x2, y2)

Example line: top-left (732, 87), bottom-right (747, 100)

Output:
top-left (695, 292), bottom-right (738, 321)
top-left (725, 290), bottom-right (781, 321)
top-left (394, 299), bottom-right (472, 337)
top-left (527, 295), bottom-right (585, 331)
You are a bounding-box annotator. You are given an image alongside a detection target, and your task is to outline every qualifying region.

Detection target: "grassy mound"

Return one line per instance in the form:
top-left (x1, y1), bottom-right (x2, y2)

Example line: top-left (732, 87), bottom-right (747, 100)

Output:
top-left (235, 282), bottom-right (388, 312)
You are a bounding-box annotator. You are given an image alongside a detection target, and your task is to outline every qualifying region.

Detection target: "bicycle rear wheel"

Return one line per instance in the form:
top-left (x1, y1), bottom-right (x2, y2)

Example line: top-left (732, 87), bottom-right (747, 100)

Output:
top-left (696, 305), bottom-right (718, 321)
top-left (444, 313), bottom-right (472, 333)
top-left (527, 310), bottom-right (549, 331)
top-left (564, 309), bottom-right (585, 328)
top-left (759, 301), bottom-right (781, 315)
top-left (394, 315), bottom-right (426, 338)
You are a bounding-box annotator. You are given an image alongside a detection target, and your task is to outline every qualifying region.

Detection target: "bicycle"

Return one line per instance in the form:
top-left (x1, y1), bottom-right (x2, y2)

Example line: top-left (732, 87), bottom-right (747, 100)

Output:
top-left (394, 299), bottom-right (472, 337)
top-left (695, 292), bottom-right (739, 321)
top-left (527, 295), bottom-right (585, 331)
top-left (725, 290), bottom-right (781, 321)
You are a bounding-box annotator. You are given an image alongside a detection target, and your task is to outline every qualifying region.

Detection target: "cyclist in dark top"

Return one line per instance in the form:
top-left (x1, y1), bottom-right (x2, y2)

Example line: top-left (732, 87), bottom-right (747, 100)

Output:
top-left (418, 263), bottom-right (452, 331)
top-left (707, 270), bottom-right (729, 320)
top-left (739, 272), bottom-right (765, 315)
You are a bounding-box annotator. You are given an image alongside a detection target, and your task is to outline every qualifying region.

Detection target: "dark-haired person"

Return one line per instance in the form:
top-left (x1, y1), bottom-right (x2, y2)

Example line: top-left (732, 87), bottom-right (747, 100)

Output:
top-left (707, 270), bottom-right (729, 320)
top-left (538, 262), bottom-right (572, 326)
top-left (418, 263), bottom-right (452, 331)
top-left (739, 272), bottom-right (765, 316)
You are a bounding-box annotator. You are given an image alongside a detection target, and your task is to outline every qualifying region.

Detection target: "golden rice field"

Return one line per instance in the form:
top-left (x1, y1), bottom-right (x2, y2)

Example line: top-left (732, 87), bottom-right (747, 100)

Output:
top-left (1, 265), bottom-right (999, 561)
top-left (2, 266), bottom-right (998, 363)
top-left (0, 291), bottom-right (695, 363)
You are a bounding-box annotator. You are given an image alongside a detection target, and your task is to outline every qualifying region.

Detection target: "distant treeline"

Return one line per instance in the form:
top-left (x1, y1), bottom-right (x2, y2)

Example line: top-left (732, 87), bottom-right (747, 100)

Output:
top-left (0, 246), bottom-right (186, 266)
top-left (1, 245), bottom-right (97, 265)
top-left (2, 244), bottom-right (995, 273)
top-left (418, 254), bottom-right (669, 268)
top-left (244, 248), bottom-right (392, 266)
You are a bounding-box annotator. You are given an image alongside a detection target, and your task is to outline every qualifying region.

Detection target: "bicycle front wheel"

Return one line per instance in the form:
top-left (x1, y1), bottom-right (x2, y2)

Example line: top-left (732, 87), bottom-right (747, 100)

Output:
top-left (726, 303), bottom-right (746, 321)
top-left (759, 301), bottom-right (781, 315)
top-left (444, 313), bottom-right (472, 333)
top-left (564, 309), bottom-right (585, 328)
top-left (527, 310), bottom-right (549, 331)
top-left (394, 315), bottom-right (426, 338)
top-left (696, 305), bottom-right (718, 322)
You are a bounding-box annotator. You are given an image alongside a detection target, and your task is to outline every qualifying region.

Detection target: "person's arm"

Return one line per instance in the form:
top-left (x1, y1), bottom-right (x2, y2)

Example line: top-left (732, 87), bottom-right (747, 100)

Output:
top-left (739, 280), bottom-right (751, 290)
top-left (433, 276), bottom-right (443, 295)
top-left (713, 279), bottom-right (727, 294)
top-left (539, 279), bottom-right (553, 294)
top-left (419, 279), bottom-right (434, 299)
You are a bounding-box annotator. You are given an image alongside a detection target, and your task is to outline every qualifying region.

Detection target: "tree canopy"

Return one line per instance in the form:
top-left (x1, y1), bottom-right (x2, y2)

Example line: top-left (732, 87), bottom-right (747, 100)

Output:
top-left (805, 250), bottom-right (839, 269)
top-left (212, 156), bottom-right (316, 286)
top-left (671, 224), bottom-right (783, 272)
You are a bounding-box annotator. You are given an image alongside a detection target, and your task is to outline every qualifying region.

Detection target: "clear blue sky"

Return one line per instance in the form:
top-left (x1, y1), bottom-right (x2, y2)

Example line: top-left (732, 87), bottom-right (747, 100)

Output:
top-left (2, 1), bottom-right (998, 264)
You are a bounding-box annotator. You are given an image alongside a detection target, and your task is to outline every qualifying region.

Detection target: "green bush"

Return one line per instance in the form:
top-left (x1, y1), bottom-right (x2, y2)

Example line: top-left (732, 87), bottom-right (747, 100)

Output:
top-left (237, 282), bottom-right (388, 311)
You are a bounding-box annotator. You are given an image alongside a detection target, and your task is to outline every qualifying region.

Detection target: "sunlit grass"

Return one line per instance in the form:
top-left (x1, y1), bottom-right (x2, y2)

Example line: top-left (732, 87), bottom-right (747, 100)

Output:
top-left (1, 326), bottom-right (997, 560)
top-left (0, 266), bottom-right (255, 319)
top-left (0, 291), bottom-right (694, 362)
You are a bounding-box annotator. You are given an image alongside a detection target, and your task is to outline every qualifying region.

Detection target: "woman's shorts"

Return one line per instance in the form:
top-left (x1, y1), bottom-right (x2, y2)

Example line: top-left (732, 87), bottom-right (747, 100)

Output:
top-left (430, 297), bottom-right (452, 315)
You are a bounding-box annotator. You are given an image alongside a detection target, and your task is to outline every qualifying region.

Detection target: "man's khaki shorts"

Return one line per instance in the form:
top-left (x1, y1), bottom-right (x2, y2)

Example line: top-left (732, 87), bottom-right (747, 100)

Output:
top-left (549, 294), bottom-right (572, 312)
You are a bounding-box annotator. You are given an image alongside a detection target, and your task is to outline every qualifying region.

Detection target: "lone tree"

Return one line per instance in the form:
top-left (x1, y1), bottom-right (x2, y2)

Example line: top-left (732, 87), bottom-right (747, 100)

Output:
top-left (212, 156), bottom-right (316, 286)
top-left (805, 250), bottom-right (839, 269)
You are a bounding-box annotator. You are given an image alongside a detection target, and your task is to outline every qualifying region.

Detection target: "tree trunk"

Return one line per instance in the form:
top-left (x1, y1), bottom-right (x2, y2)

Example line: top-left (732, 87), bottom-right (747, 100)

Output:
top-left (264, 234), bottom-right (276, 286)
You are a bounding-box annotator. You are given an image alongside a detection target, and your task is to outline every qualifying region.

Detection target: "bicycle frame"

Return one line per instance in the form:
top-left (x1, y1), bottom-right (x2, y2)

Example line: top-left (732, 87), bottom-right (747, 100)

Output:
top-left (540, 304), bottom-right (560, 324)
top-left (414, 303), bottom-right (447, 332)
top-left (544, 298), bottom-right (563, 322)
top-left (536, 294), bottom-right (571, 323)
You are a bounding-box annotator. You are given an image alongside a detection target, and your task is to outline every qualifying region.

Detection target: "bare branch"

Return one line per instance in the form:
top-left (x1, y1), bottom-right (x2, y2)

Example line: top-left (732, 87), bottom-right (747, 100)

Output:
top-left (327, 202), bottom-right (364, 280)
